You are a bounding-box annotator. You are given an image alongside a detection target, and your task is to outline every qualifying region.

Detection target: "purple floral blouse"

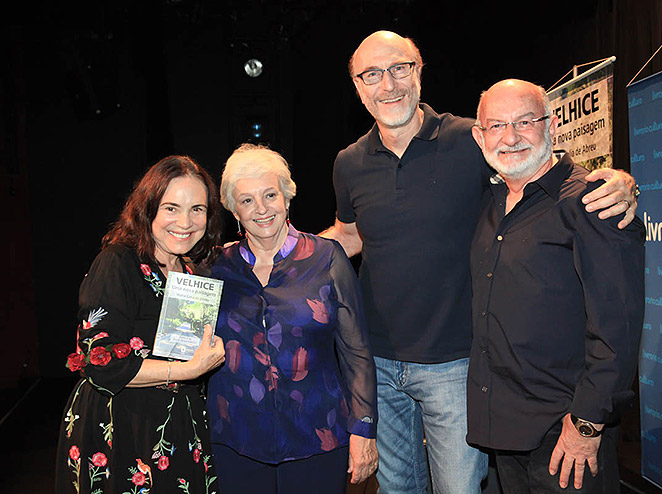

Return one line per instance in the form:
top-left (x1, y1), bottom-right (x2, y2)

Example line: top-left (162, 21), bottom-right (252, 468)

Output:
top-left (207, 225), bottom-right (377, 463)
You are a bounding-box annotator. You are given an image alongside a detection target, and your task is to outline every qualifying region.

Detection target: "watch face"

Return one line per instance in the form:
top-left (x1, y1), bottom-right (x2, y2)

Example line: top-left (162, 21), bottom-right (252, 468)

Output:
top-left (578, 423), bottom-right (595, 437)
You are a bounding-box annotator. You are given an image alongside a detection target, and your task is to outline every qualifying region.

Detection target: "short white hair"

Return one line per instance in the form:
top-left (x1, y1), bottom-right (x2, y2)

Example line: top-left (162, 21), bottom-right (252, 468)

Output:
top-left (220, 143), bottom-right (297, 213)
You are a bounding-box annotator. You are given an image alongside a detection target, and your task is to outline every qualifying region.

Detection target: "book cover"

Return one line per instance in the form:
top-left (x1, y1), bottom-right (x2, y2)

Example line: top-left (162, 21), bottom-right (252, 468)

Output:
top-left (153, 271), bottom-right (224, 360)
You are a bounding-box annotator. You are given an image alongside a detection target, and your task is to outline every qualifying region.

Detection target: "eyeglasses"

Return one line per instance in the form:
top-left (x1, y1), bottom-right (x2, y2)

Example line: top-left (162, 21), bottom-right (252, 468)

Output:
top-left (355, 61), bottom-right (416, 85)
top-left (476, 115), bottom-right (550, 136)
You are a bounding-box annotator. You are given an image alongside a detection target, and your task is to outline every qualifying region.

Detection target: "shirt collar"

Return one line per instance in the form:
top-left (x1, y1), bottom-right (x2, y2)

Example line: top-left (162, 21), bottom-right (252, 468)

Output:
top-left (366, 103), bottom-right (440, 154)
top-left (238, 223), bottom-right (300, 266)
top-left (489, 152), bottom-right (574, 200)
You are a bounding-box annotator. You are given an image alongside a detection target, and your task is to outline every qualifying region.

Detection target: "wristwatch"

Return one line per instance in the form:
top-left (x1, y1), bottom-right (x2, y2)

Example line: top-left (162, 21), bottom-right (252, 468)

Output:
top-left (570, 415), bottom-right (603, 437)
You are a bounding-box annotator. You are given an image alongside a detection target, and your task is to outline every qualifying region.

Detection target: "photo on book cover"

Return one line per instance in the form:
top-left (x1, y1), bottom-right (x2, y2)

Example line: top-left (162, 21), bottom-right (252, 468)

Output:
top-left (153, 271), bottom-right (224, 360)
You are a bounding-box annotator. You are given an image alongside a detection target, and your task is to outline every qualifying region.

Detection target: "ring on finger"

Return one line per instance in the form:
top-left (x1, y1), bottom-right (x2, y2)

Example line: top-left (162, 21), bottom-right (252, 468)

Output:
top-left (623, 199), bottom-right (631, 209)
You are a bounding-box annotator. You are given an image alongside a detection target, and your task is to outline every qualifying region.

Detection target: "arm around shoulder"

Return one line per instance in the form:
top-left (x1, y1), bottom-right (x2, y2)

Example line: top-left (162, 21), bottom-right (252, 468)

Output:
top-left (320, 218), bottom-right (363, 258)
top-left (583, 168), bottom-right (638, 229)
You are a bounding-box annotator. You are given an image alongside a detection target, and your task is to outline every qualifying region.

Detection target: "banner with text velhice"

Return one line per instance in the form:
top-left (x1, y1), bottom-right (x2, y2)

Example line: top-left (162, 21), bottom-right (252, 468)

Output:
top-left (547, 58), bottom-right (614, 171)
top-left (629, 69), bottom-right (662, 490)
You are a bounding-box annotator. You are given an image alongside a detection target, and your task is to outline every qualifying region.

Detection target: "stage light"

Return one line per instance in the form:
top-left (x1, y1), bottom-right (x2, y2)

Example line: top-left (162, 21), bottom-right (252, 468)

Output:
top-left (244, 59), bottom-right (263, 78)
top-left (251, 123), bottom-right (263, 139)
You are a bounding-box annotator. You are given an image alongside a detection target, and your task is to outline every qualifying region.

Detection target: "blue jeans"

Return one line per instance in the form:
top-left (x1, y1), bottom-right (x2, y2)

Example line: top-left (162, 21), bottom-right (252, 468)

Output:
top-left (375, 356), bottom-right (488, 494)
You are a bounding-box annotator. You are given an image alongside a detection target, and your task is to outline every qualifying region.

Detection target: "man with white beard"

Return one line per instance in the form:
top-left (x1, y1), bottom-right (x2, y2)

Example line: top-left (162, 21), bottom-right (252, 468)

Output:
top-left (467, 79), bottom-right (644, 493)
top-left (321, 31), bottom-right (639, 494)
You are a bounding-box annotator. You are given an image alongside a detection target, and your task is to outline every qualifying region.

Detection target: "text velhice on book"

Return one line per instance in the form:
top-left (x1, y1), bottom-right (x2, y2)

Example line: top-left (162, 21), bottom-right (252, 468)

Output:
top-left (153, 272), bottom-right (224, 360)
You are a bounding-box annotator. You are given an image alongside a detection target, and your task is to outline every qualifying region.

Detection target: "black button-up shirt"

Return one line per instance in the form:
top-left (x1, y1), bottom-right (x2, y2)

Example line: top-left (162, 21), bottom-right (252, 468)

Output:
top-left (467, 154), bottom-right (645, 451)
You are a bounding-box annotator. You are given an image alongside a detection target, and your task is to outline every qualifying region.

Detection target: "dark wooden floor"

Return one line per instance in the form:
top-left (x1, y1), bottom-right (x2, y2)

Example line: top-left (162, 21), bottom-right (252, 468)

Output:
top-left (0, 377), bottom-right (659, 494)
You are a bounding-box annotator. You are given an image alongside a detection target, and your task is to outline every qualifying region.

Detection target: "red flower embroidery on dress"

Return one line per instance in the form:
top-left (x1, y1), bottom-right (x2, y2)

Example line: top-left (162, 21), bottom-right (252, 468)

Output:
top-left (140, 264), bottom-right (165, 296)
top-left (69, 445), bottom-right (80, 461)
top-left (91, 452), bottom-right (107, 467)
top-left (66, 353), bottom-right (87, 371)
top-left (157, 455), bottom-right (170, 471)
top-left (130, 337), bottom-right (144, 350)
top-left (193, 448), bottom-right (201, 463)
top-left (132, 471), bottom-right (146, 485)
top-left (89, 347), bottom-right (112, 366)
top-left (112, 343), bottom-right (131, 359)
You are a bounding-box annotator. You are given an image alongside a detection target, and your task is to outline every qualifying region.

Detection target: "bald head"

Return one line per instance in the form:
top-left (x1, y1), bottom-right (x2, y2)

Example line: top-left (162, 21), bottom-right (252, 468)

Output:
top-left (476, 79), bottom-right (551, 126)
top-left (349, 30), bottom-right (423, 77)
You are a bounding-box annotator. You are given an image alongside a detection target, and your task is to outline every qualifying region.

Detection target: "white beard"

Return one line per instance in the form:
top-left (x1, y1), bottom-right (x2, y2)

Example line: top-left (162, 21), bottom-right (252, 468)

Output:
top-left (483, 130), bottom-right (553, 180)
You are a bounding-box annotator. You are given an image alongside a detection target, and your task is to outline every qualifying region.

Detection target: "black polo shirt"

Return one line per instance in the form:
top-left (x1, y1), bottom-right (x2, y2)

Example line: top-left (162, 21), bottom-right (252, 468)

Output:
top-left (333, 103), bottom-right (491, 363)
top-left (467, 155), bottom-right (645, 451)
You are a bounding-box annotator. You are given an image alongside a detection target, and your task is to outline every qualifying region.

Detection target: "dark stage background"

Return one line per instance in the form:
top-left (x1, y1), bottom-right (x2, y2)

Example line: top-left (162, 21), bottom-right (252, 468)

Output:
top-left (2, 0), bottom-right (662, 492)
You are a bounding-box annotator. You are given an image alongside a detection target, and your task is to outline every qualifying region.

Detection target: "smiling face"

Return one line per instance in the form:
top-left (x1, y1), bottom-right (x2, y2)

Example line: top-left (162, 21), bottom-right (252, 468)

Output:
top-left (351, 31), bottom-right (422, 129)
top-left (232, 171), bottom-right (290, 247)
top-left (151, 174), bottom-right (208, 267)
top-left (472, 80), bottom-right (558, 181)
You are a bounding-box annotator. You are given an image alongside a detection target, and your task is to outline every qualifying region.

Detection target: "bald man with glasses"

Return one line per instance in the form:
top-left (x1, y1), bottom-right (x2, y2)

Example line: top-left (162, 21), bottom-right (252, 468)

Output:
top-left (321, 31), bottom-right (638, 494)
top-left (467, 78), bottom-right (644, 493)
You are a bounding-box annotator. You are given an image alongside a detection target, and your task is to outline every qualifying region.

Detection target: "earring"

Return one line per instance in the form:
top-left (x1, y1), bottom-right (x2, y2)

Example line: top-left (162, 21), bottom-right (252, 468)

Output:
top-left (236, 218), bottom-right (244, 237)
top-left (286, 208), bottom-right (291, 226)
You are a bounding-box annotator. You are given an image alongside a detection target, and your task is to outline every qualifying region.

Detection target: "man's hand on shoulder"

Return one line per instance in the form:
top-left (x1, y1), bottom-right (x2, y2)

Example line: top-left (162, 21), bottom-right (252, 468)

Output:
top-left (583, 168), bottom-right (638, 229)
top-left (548, 413), bottom-right (602, 489)
top-left (319, 219), bottom-right (363, 258)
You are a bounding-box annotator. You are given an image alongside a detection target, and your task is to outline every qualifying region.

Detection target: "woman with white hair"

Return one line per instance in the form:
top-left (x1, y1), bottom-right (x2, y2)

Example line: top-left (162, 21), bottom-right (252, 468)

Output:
top-left (207, 143), bottom-right (378, 493)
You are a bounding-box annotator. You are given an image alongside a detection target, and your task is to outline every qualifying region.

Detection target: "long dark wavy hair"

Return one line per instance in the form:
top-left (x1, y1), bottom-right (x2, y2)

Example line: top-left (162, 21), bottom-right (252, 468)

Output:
top-left (102, 155), bottom-right (223, 266)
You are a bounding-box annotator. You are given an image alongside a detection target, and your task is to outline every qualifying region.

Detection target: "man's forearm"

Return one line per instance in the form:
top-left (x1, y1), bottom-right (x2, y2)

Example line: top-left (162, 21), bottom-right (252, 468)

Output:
top-left (320, 220), bottom-right (363, 258)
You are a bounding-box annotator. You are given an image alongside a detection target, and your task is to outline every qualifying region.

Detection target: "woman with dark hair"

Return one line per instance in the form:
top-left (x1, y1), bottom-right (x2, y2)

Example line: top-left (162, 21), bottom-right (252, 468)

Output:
top-left (55, 155), bottom-right (225, 493)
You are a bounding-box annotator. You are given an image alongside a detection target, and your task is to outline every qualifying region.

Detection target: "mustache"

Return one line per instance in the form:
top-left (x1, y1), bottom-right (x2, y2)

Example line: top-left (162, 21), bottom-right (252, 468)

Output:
top-left (497, 143), bottom-right (531, 153)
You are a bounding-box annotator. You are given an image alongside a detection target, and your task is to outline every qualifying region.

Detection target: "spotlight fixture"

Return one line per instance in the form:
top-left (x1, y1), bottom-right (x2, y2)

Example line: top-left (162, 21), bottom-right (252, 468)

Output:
top-left (244, 59), bottom-right (263, 78)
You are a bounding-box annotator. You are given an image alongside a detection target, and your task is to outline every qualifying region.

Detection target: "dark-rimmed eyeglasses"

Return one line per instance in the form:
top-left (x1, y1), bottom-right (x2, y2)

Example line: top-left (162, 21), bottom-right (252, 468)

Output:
top-left (475, 115), bottom-right (550, 136)
top-left (355, 62), bottom-right (416, 85)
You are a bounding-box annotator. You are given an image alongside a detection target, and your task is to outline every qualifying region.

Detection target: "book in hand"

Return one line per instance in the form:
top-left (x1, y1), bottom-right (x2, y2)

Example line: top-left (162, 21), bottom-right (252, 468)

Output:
top-left (153, 271), bottom-right (224, 360)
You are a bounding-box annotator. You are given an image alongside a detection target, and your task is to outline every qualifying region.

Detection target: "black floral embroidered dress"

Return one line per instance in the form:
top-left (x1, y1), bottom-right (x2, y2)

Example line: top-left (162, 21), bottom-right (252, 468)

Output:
top-left (55, 245), bottom-right (218, 494)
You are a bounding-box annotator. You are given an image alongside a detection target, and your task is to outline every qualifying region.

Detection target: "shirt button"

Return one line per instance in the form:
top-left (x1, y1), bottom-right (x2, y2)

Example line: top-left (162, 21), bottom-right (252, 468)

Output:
top-left (486, 272), bottom-right (493, 278)
top-left (497, 235), bottom-right (503, 241)
top-left (481, 310), bottom-right (487, 317)
top-left (481, 348), bottom-right (487, 354)
top-left (481, 386), bottom-right (488, 393)
top-left (397, 163), bottom-right (403, 168)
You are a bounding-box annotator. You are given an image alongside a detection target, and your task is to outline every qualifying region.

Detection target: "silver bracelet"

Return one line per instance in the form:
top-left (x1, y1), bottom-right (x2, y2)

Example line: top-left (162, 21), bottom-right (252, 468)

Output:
top-left (166, 361), bottom-right (172, 386)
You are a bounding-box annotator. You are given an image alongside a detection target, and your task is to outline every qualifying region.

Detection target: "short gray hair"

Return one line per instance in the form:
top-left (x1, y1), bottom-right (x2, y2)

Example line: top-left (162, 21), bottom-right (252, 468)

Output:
top-left (220, 143), bottom-right (297, 214)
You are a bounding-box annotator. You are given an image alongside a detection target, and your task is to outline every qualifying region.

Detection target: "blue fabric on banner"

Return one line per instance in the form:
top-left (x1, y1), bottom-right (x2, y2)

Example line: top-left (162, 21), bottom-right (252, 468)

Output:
top-left (629, 70), bottom-right (662, 490)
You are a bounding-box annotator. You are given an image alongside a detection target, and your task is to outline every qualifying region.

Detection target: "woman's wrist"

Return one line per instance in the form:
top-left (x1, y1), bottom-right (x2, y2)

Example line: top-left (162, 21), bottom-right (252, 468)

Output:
top-left (169, 359), bottom-right (196, 382)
